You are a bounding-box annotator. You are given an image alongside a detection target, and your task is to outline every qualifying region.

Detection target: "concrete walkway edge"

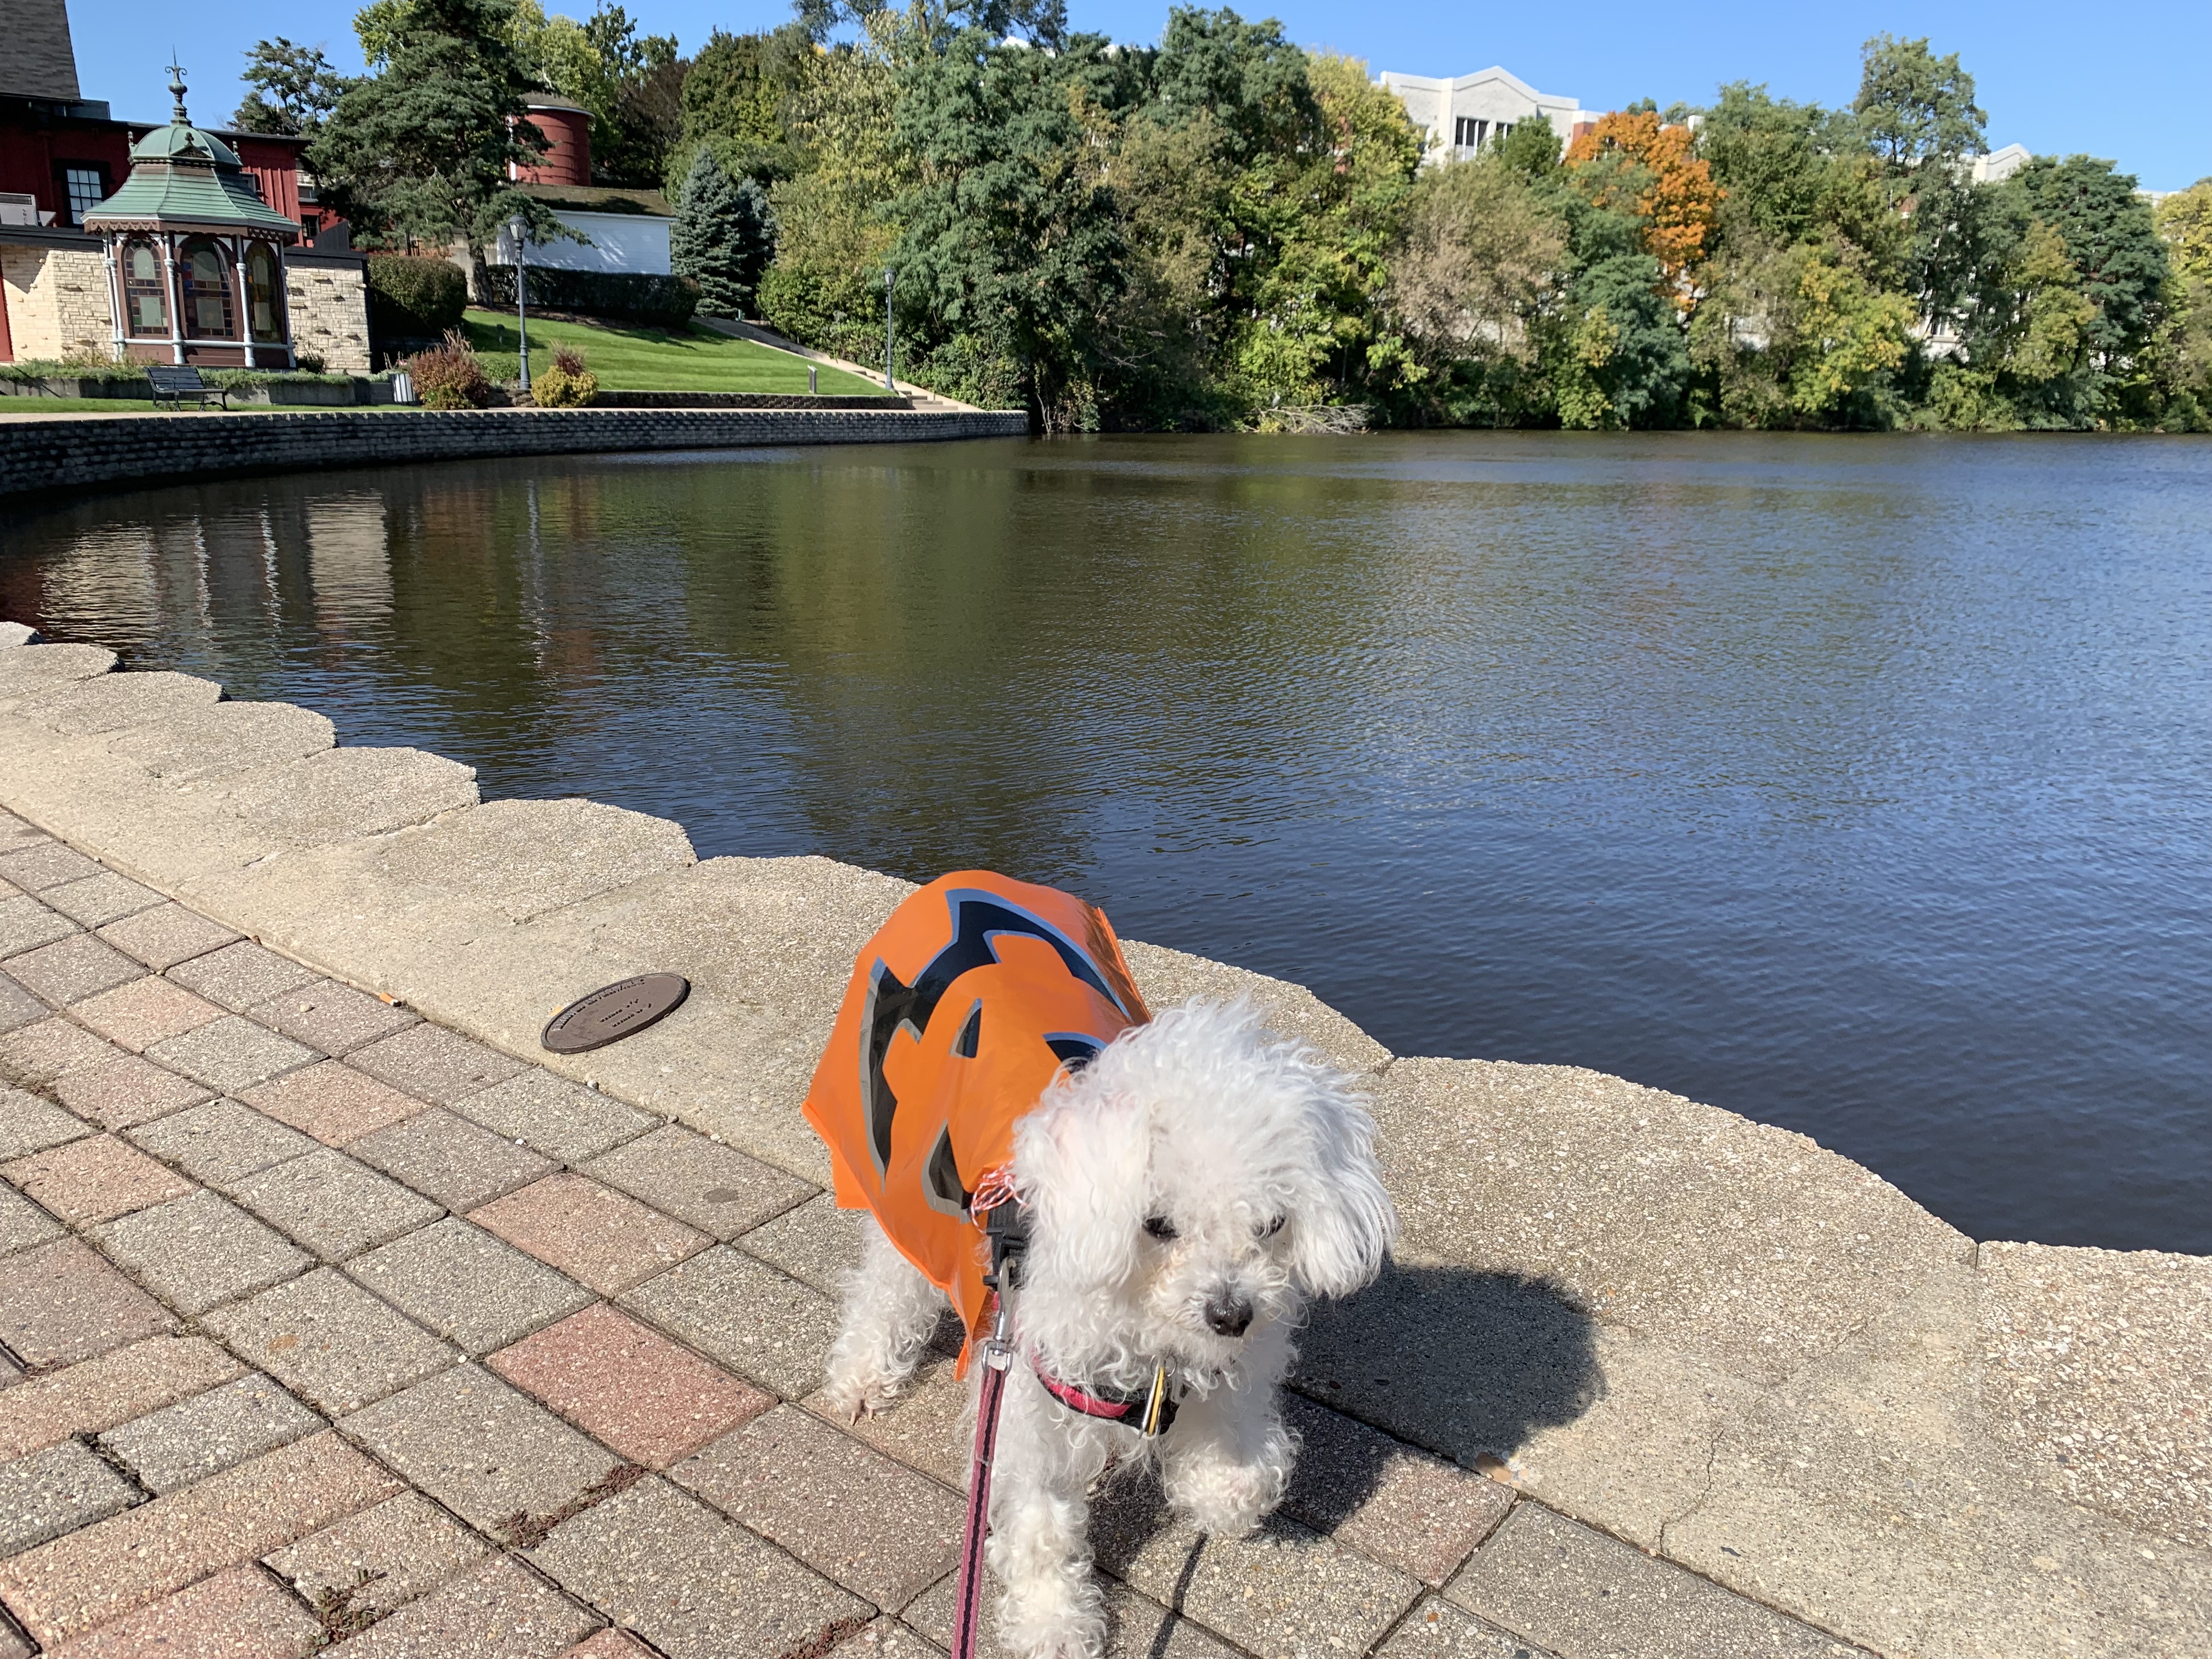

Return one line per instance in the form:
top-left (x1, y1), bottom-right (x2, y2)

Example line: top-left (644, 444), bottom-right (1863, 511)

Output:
top-left (0, 626), bottom-right (2204, 1659)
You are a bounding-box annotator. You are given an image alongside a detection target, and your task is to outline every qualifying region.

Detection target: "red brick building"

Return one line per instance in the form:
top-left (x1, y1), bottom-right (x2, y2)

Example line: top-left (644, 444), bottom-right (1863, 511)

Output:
top-left (0, 0), bottom-right (357, 365)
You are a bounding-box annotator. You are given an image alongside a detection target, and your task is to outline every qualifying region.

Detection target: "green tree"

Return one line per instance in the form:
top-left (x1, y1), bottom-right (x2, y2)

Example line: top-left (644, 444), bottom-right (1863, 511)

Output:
top-left (1387, 151), bottom-right (1570, 424)
top-left (2159, 179), bottom-right (2212, 285)
top-left (756, 9), bottom-right (911, 366)
top-left (1853, 34), bottom-right (1985, 170)
top-left (313, 0), bottom-right (564, 267)
top-left (232, 39), bottom-right (353, 137)
top-left (893, 27), bottom-right (1130, 427)
top-left (1854, 35), bottom-right (1989, 341)
top-left (2149, 180), bottom-right (2212, 429)
top-left (677, 25), bottom-right (811, 188)
top-left (1547, 252), bottom-right (1690, 428)
top-left (2005, 155), bottom-right (2168, 372)
top-left (672, 148), bottom-right (772, 317)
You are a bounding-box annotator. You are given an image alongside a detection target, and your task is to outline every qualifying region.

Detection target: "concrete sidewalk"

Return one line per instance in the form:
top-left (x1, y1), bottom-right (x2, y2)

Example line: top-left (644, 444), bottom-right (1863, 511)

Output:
top-left (0, 625), bottom-right (2205, 1658)
top-left (0, 810), bottom-right (1863, 1658)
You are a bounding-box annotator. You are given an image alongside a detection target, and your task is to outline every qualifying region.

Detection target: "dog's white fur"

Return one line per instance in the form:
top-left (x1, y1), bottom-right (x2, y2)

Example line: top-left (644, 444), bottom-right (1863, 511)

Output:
top-left (820, 998), bottom-right (1397, 1659)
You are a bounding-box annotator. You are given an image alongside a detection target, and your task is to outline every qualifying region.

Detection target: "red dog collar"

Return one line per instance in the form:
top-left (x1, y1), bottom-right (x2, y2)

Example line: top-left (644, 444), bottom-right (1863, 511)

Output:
top-left (1032, 1358), bottom-right (1178, 1437)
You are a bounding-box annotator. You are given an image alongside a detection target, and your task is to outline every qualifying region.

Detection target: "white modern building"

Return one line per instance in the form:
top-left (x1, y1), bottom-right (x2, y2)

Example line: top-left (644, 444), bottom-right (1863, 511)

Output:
top-left (1379, 67), bottom-right (1590, 162)
top-left (1969, 143), bottom-right (2031, 185)
top-left (489, 186), bottom-right (674, 276)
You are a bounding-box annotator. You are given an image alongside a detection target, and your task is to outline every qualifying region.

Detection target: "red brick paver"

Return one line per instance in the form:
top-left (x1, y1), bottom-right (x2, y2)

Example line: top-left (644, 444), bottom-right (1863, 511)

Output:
top-left (0, 1237), bottom-right (174, 1366)
top-left (488, 1304), bottom-right (774, 1469)
top-left (93, 903), bottom-right (240, 972)
top-left (2, 1132), bottom-right (194, 1224)
top-left (52, 1055), bottom-right (212, 1130)
top-left (472, 1175), bottom-right (709, 1296)
top-left (0, 1335), bottom-right (244, 1459)
top-left (241, 1061), bottom-right (425, 1146)
top-left (49, 1564), bottom-right (321, 1658)
top-left (69, 977), bottom-right (224, 1054)
top-left (0, 1432), bottom-right (402, 1646)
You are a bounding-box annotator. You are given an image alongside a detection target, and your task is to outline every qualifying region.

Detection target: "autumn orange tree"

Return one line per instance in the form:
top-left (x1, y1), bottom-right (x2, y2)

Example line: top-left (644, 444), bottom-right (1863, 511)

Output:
top-left (1564, 110), bottom-right (1721, 295)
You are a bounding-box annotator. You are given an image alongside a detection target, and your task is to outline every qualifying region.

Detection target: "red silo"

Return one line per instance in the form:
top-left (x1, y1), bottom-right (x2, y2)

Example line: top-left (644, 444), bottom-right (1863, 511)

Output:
top-left (511, 95), bottom-right (591, 185)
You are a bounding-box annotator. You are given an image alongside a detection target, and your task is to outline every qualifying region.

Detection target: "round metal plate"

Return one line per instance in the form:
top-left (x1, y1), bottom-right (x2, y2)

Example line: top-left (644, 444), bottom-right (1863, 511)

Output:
top-left (541, 973), bottom-right (691, 1054)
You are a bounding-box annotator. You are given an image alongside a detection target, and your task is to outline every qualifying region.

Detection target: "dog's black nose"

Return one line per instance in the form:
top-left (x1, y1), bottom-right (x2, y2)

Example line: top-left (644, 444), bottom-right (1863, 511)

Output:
top-left (1205, 1295), bottom-right (1254, 1338)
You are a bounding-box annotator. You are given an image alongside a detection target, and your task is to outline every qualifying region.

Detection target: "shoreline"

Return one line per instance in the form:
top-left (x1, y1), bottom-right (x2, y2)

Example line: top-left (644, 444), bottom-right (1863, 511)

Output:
top-left (0, 407), bottom-right (1030, 503)
top-left (1, 621), bottom-right (2206, 1657)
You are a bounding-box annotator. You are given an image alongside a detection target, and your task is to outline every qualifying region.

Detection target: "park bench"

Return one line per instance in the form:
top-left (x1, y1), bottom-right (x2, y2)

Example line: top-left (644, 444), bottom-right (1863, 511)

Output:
top-left (146, 364), bottom-right (227, 411)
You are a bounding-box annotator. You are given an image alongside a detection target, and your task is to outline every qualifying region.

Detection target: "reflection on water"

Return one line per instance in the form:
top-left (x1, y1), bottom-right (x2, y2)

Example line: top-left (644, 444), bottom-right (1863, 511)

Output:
top-left (3, 432), bottom-right (2209, 1252)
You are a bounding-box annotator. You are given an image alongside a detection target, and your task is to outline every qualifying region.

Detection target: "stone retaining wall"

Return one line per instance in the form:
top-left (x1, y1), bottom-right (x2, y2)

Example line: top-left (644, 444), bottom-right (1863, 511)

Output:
top-left (591, 391), bottom-right (917, 410)
top-left (0, 407), bottom-right (1030, 501)
top-left (0, 629), bottom-right (2205, 1659)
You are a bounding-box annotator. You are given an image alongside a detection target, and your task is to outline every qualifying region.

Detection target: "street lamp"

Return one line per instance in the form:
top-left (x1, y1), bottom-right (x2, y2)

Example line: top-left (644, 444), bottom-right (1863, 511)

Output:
top-left (883, 266), bottom-right (895, 393)
top-left (509, 215), bottom-right (531, 396)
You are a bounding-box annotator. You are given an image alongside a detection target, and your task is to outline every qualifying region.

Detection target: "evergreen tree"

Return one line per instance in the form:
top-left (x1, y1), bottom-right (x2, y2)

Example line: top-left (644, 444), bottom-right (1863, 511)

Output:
top-left (312, 0), bottom-right (563, 264)
top-left (232, 39), bottom-right (352, 137)
top-left (673, 149), bottom-right (772, 317)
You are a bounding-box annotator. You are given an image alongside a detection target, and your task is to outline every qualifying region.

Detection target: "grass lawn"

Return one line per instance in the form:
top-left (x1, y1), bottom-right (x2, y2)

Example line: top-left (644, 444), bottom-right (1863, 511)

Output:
top-left (462, 309), bottom-right (889, 396)
top-left (0, 397), bottom-right (163, 413)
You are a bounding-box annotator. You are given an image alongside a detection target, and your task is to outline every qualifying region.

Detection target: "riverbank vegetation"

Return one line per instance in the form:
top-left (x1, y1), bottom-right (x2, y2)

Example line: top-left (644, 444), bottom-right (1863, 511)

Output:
top-left (255, 0), bottom-right (2212, 432)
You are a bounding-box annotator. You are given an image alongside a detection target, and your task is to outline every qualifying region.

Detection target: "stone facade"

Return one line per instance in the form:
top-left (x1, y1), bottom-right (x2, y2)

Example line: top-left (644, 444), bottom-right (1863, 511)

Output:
top-left (0, 407), bottom-right (1031, 499)
top-left (285, 258), bottom-right (373, 373)
top-left (0, 0), bottom-right (82, 101)
top-left (0, 242), bottom-right (110, 360)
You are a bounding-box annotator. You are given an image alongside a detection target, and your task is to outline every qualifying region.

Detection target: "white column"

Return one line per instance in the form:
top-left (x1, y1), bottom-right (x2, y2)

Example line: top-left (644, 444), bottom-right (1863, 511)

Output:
top-left (101, 236), bottom-right (125, 362)
top-left (166, 233), bottom-right (185, 365)
top-left (236, 236), bottom-right (256, 368)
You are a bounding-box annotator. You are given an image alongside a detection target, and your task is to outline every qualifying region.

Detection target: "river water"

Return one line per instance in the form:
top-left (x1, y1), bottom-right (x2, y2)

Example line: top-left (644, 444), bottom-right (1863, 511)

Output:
top-left (3, 432), bottom-right (2207, 1252)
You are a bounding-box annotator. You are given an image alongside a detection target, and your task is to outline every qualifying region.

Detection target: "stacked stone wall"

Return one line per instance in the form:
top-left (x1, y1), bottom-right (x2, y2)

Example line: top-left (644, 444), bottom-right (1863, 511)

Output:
top-left (285, 262), bottom-right (373, 373)
top-left (0, 407), bottom-right (1030, 499)
top-left (0, 245), bottom-right (112, 360)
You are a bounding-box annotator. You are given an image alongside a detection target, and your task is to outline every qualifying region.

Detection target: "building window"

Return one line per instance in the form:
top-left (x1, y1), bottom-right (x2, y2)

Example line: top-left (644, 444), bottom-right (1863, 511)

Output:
top-left (1453, 117), bottom-right (1490, 149)
top-left (60, 165), bottom-right (106, 225)
top-left (179, 237), bottom-right (237, 339)
top-left (122, 240), bottom-right (168, 337)
top-left (245, 241), bottom-right (286, 343)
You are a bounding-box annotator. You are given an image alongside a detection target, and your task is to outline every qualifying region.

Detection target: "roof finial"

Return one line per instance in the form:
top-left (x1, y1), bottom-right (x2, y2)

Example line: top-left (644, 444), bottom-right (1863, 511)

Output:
top-left (166, 54), bottom-right (189, 125)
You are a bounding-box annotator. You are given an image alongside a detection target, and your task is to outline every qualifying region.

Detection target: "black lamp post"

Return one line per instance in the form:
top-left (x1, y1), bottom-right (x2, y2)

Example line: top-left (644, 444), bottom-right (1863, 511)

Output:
top-left (883, 266), bottom-right (896, 392)
top-left (509, 215), bottom-right (531, 396)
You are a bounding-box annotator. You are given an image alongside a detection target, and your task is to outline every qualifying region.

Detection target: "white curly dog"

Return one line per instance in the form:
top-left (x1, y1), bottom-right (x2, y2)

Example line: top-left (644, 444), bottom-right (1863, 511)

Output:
top-left (820, 999), bottom-right (1397, 1659)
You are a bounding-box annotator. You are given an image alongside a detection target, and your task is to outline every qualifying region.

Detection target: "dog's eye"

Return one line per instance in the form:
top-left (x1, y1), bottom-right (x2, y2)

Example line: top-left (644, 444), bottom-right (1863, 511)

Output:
top-left (1258, 1215), bottom-right (1287, 1239)
top-left (1143, 1215), bottom-right (1178, 1242)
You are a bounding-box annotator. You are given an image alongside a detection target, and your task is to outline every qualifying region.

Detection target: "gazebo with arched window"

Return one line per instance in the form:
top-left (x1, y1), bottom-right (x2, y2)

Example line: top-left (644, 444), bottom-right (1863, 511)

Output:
top-left (83, 66), bottom-right (302, 368)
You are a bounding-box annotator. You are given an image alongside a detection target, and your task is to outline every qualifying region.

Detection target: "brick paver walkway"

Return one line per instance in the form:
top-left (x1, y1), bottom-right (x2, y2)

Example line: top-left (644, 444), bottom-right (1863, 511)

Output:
top-left (0, 807), bottom-right (1863, 1659)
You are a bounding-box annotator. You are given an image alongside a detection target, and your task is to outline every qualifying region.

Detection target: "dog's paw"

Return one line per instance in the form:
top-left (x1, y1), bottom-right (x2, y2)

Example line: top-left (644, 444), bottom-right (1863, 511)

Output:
top-left (817, 1368), bottom-right (901, 1422)
top-left (1165, 1462), bottom-right (1281, 1538)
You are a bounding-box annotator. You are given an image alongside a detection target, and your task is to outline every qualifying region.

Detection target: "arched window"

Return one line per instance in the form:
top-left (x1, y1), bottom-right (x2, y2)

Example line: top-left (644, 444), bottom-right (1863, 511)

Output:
top-left (179, 236), bottom-right (236, 339)
top-left (245, 241), bottom-right (286, 343)
top-left (121, 239), bottom-right (168, 337)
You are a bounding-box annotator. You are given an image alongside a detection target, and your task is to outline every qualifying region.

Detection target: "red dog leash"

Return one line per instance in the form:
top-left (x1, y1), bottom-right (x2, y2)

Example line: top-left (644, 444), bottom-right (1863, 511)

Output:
top-left (951, 1313), bottom-right (1012, 1659)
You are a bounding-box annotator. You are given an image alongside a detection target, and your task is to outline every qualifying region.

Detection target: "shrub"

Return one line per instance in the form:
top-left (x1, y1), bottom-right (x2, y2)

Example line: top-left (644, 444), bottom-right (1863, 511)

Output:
top-left (532, 344), bottom-right (599, 407)
top-left (405, 330), bottom-right (491, 409)
top-left (295, 349), bottom-right (328, 374)
top-left (367, 255), bottom-right (469, 343)
top-left (478, 266), bottom-right (698, 327)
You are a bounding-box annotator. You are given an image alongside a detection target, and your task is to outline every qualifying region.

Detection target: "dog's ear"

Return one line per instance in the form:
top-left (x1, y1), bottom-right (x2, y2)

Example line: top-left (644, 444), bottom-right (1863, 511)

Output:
top-left (1010, 1084), bottom-right (1151, 1293)
top-left (1287, 1082), bottom-right (1398, 1300)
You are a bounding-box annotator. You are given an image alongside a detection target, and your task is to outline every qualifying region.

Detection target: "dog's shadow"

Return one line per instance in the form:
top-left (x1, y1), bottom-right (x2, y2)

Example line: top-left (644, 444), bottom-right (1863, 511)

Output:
top-left (1089, 1260), bottom-right (1602, 1643)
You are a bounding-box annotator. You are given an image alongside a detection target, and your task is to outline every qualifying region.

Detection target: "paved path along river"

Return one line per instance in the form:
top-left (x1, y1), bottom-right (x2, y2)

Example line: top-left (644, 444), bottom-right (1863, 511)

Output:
top-left (0, 622), bottom-right (2204, 1658)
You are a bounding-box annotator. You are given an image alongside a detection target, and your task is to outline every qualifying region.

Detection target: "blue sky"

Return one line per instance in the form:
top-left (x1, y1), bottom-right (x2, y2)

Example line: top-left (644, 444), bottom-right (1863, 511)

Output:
top-left (70, 0), bottom-right (2212, 191)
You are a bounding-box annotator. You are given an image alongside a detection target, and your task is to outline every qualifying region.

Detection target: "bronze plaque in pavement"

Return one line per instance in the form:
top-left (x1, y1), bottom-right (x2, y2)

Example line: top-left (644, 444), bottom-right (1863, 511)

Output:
top-left (541, 973), bottom-right (691, 1053)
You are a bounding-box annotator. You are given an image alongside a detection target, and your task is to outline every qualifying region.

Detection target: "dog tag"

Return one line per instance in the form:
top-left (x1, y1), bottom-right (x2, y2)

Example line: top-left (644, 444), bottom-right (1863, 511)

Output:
top-left (542, 974), bottom-right (690, 1054)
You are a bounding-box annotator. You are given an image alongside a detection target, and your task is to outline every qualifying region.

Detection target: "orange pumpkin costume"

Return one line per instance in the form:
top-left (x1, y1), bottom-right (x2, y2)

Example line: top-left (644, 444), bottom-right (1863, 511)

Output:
top-left (804, 871), bottom-right (1151, 1373)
